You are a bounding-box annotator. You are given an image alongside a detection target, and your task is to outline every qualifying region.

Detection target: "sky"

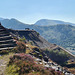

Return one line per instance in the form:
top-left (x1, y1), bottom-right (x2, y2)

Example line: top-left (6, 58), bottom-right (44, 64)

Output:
top-left (0, 0), bottom-right (75, 24)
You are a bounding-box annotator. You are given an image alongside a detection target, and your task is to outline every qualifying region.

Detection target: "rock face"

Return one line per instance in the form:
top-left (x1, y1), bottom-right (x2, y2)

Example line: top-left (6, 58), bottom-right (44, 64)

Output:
top-left (0, 23), bottom-right (16, 50)
top-left (7, 29), bottom-right (56, 49)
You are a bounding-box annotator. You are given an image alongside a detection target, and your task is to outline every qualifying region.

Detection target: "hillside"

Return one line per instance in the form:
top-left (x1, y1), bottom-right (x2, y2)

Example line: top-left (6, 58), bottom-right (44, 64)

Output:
top-left (0, 24), bottom-right (75, 75)
top-left (0, 41), bottom-right (74, 75)
top-left (7, 29), bottom-right (56, 49)
top-left (0, 18), bottom-right (75, 53)
top-left (7, 28), bottom-right (75, 57)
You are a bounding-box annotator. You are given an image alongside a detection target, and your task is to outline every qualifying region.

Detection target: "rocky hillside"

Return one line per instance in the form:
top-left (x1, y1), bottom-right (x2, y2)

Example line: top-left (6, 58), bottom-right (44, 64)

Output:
top-left (7, 29), bottom-right (55, 49)
top-left (7, 28), bottom-right (75, 57)
top-left (0, 24), bottom-right (75, 75)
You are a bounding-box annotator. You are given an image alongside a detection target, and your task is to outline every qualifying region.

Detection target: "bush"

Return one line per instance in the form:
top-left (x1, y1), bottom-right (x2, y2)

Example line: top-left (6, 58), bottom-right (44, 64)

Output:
top-left (44, 49), bottom-right (69, 65)
top-left (12, 41), bottom-right (26, 53)
top-left (19, 36), bottom-right (26, 42)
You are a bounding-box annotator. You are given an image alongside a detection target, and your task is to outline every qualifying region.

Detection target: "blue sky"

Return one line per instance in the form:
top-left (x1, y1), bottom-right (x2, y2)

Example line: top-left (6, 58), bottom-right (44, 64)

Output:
top-left (0, 0), bottom-right (75, 24)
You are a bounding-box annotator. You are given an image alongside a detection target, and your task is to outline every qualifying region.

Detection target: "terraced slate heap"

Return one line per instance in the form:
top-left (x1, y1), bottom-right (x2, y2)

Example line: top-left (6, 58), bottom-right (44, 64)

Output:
top-left (0, 23), bottom-right (16, 50)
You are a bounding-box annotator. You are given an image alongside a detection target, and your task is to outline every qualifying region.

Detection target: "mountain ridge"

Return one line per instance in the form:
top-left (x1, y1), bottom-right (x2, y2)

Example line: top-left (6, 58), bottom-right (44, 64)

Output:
top-left (0, 17), bottom-right (75, 26)
top-left (35, 19), bottom-right (75, 26)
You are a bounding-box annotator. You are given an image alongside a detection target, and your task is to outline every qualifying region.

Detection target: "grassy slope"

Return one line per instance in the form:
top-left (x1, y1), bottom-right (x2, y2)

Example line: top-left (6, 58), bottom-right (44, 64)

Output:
top-left (0, 53), bottom-right (14, 75)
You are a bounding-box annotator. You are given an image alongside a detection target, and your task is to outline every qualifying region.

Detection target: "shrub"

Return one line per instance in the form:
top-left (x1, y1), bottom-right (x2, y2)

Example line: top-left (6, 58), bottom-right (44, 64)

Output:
top-left (19, 36), bottom-right (26, 42)
top-left (12, 41), bottom-right (26, 53)
top-left (44, 49), bottom-right (69, 65)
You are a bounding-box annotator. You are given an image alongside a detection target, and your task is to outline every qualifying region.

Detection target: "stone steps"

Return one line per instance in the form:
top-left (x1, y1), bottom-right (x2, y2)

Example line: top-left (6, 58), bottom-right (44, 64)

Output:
top-left (0, 26), bottom-right (4, 29)
top-left (0, 29), bottom-right (6, 32)
top-left (0, 35), bottom-right (11, 39)
top-left (0, 24), bottom-right (16, 50)
top-left (0, 31), bottom-right (8, 34)
top-left (0, 39), bottom-right (15, 43)
top-left (0, 40), bottom-right (16, 45)
top-left (0, 34), bottom-right (10, 37)
top-left (0, 44), bottom-right (16, 48)
top-left (0, 36), bottom-right (12, 41)
top-left (0, 47), bottom-right (14, 50)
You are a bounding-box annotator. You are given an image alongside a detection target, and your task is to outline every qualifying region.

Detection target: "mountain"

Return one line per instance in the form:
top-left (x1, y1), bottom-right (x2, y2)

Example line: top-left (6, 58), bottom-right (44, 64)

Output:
top-left (0, 18), bottom-right (75, 53)
top-left (35, 19), bottom-right (75, 26)
top-left (0, 18), bottom-right (30, 29)
top-left (38, 25), bottom-right (75, 50)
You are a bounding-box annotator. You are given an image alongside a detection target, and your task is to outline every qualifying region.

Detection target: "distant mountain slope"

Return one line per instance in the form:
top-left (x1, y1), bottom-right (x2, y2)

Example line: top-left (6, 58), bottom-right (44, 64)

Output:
top-left (35, 19), bottom-right (75, 26)
top-left (0, 18), bottom-right (75, 52)
top-left (38, 25), bottom-right (75, 50)
top-left (0, 18), bottom-right (30, 30)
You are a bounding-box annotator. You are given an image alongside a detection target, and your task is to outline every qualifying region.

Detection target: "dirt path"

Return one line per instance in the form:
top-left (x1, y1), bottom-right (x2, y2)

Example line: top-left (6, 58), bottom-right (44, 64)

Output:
top-left (0, 53), bottom-right (14, 75)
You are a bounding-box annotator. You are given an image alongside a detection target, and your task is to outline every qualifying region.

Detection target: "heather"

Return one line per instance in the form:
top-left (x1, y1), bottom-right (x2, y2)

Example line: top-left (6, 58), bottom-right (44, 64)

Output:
top-left (12, 41), bottom-right (26, 53)
top-left (5, 53), bottom-right (63, 75)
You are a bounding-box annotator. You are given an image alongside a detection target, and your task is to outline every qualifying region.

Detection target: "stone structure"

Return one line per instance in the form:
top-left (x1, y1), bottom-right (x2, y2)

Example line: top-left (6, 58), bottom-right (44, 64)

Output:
top-left (0, 23), bottom-right (16, 50)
